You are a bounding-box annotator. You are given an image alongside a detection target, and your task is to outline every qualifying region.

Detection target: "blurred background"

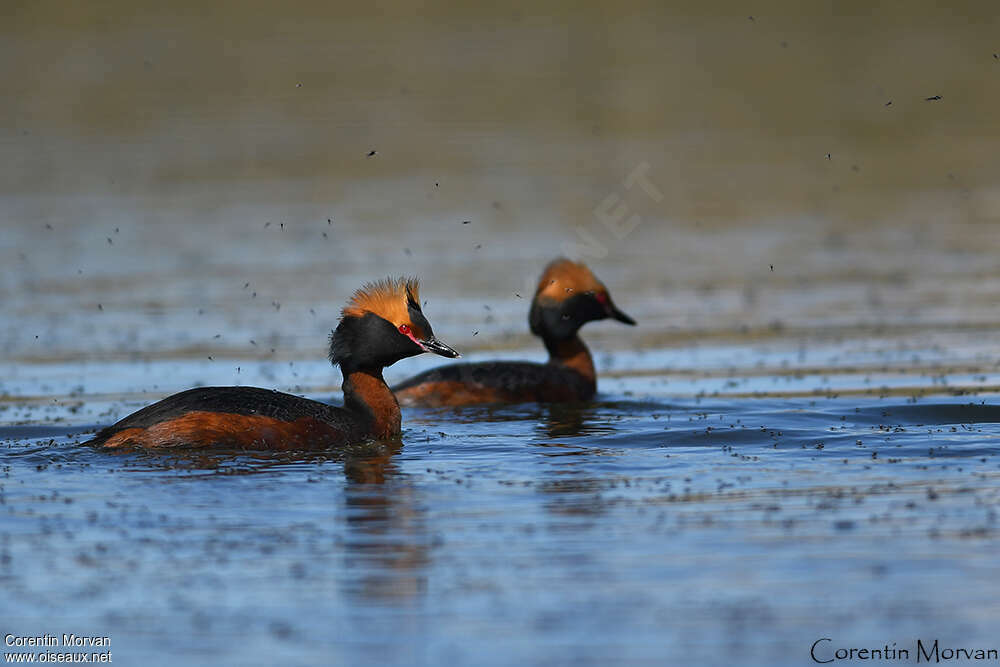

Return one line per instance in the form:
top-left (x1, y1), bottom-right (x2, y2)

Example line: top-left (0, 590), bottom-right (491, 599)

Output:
top-left (3, 4), bottom-right (1000, 665)
top-left (2, 0), bottom-right (998, 372)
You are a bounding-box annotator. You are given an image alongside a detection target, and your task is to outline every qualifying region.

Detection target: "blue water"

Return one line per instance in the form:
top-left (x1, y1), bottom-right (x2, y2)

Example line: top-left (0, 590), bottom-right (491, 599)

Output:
top-left (5, 2), bottom-right (1000, 662)
top-left (3, 343), bottom-right (999, 665)
top-left (4, 204), bottom-right (1000, 664)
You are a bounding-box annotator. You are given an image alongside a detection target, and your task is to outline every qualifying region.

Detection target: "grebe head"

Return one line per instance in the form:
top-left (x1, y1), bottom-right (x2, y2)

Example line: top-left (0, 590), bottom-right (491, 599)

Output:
top-left (329, 277), bottom-right (460, 370)
top-left (528, 258), bottom-right (636, 341)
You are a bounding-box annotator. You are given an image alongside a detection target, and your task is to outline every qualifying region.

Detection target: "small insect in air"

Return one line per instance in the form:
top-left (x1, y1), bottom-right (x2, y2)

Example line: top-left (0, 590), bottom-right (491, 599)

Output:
top-left (770, 265), bottom-right (774, 272)
top-left (462, 220), bottom-right (471, 224)
top-left (367, 150), bottom-right (377, 157)
top-left (884, 100), bottom-right (893, 107)
top-left (925, 95), bottom-right (942, 101)
top-left (825, 153), bottom-right (831, 160)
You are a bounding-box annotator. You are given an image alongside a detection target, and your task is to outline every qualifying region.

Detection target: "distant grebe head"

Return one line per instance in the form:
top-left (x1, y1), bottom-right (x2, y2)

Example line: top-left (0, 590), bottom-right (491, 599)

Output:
top-left (528, 258), bottom-right (636, 341)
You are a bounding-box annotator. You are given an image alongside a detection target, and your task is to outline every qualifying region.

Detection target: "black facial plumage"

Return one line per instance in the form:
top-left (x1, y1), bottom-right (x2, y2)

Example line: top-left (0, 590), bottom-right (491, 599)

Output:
top-left (329, 312), bottom-right (426, 370)
top-left (408, 305), bottom-right (435, 340)
top-left (529, 292), bottom-right (610, 341)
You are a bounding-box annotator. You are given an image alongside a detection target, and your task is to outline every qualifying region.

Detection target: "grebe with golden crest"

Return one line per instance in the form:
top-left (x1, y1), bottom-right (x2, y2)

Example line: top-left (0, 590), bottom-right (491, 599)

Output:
top-left (88, 278), bottom-right (459, 450)
top-left (393, 259), bottom-right (634, 406)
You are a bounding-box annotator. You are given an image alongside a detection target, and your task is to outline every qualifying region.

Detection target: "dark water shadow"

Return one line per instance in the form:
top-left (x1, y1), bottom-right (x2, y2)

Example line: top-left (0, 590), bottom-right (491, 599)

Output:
top-left (852, 401), bottom-right (1000, 426)
top-left (0, 424), bottom-right (95, 441)
top-left (340, 442), bottom-right (433, 605)
top-left (80, 438), bottom-right (402, 478)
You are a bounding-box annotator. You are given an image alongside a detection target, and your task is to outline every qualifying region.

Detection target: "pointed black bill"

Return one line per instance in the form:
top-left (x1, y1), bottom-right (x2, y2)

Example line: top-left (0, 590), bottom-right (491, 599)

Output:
top-left (419, 336), bottom-right (461, 358)
top-left (610, 305), bottom-right (636, 326)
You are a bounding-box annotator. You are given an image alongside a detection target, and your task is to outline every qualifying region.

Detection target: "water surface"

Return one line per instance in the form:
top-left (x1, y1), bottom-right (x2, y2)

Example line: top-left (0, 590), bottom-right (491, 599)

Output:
top-left (3, 2), bottom-right (1000, 665)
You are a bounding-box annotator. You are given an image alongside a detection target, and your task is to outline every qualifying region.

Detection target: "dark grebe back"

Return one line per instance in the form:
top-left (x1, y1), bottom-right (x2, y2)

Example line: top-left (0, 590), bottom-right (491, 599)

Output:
top-left (88, 277), bottom-right (459, 450)
top-left (393, 259), bottom-right (634, 407)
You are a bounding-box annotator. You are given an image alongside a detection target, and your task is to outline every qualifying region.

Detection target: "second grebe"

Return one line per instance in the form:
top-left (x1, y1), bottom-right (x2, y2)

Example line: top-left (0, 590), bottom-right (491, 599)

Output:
top-left (393, 259), bottom-right (634, 406)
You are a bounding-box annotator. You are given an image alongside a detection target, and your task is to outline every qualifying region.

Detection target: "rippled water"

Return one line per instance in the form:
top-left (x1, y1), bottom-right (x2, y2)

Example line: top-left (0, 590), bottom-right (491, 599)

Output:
top-left (4, 339), bottom-right (1000, 665)
top-left (4, 1), bottom-right (1000, 665)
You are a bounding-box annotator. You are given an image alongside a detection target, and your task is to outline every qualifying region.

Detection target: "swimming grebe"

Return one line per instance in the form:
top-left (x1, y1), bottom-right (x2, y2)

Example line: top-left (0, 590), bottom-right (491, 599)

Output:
top-left (393, 258), bottom-right (634, 406)
top-left (87, 277), bottom-right (459, 450)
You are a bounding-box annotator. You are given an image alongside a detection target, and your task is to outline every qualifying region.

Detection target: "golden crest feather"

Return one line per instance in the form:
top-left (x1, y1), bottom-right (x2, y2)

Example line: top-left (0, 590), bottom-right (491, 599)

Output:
top-left (342, 277), bottom-right (420, 325)
top-left (534, 258), bottom-right (605, 302)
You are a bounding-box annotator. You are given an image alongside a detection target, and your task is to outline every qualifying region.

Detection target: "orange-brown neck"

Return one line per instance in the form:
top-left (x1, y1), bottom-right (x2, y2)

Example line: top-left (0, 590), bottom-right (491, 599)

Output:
top-left (342, 369), bottom-right (401, 439)
top-left (545, 336), bottom-right (596, 386)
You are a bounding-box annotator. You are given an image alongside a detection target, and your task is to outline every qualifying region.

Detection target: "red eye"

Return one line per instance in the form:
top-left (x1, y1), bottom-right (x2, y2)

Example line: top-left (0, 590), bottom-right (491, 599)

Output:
top-left (595, 292), bottom-right (608, 305)
top-left (398, 324), bottom-right (411, 335)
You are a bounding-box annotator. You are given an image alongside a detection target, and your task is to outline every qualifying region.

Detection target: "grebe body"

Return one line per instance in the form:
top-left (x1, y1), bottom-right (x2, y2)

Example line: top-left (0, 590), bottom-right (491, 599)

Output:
top-left (88, 278), bottom-right (458, 449)
top-left (394, 259), bottom-right (633, 407)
